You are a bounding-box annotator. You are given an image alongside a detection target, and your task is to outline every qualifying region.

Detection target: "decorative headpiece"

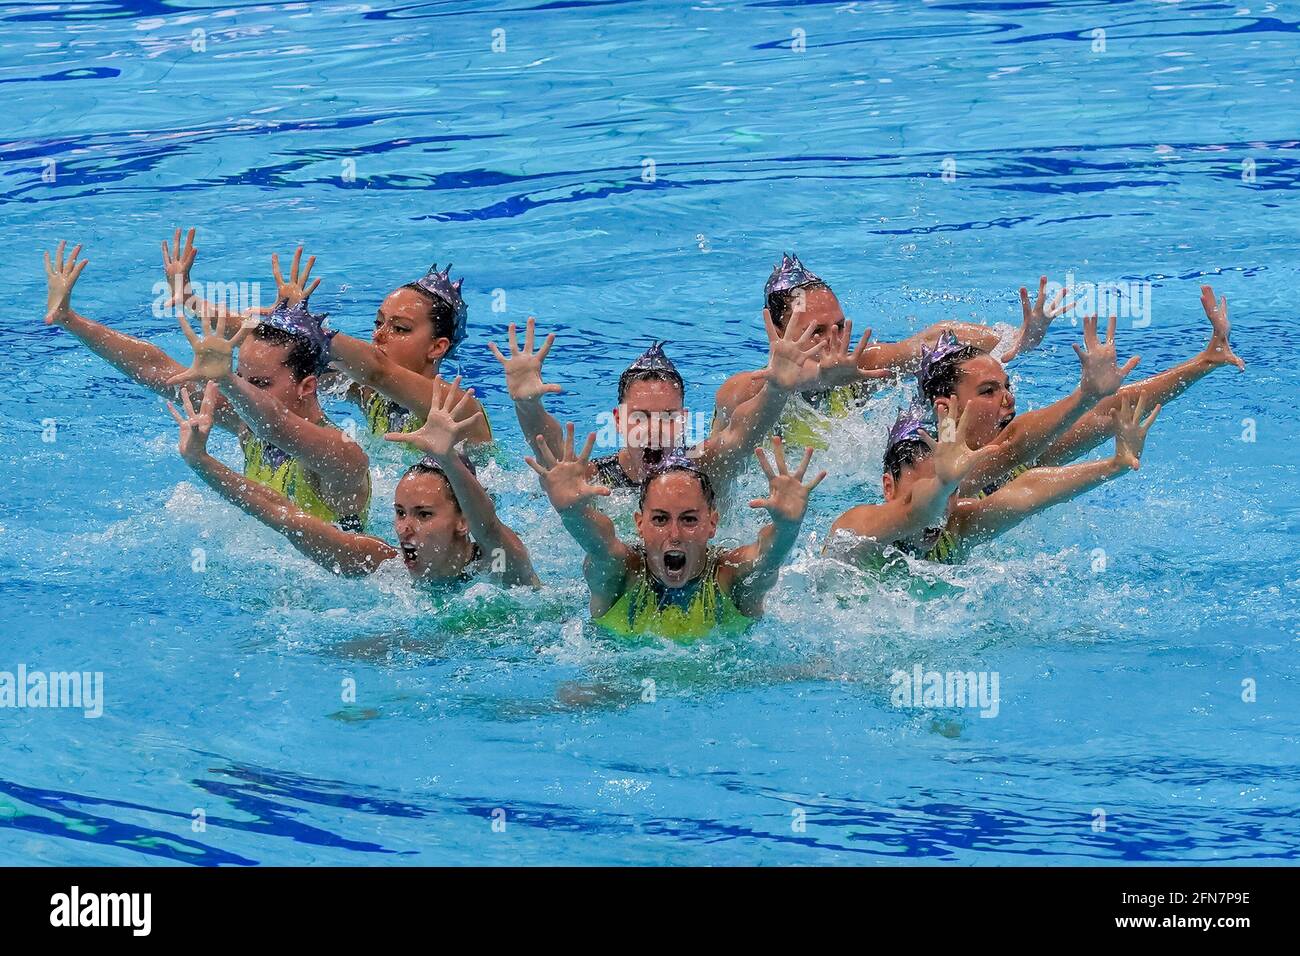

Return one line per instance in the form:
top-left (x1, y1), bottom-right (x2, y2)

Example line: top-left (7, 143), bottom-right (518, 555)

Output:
top-left (261, 298), bottom-right (335, 374)
top-left (917, 330), bottom-right (966, 396)
top-left (625, 341), bottom-right (679, 378)
top-left (413, 452), bottom-right (477, 478)
top-left (407, 262), bottom-right (467, 351)
top-left (764, 252), bottom-right (824, 298)
top-left (885, 405), bottom-right (932, 453)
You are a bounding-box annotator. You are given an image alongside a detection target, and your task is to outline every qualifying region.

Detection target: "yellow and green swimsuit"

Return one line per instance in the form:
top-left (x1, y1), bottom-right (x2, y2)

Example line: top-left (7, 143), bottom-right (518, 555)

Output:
top-left (240, 421), bottom-right (369, 533)
top-left (362, 389), bottom-right (496, 470)
top-left (975, 462), bottom-right (1032, 499)
top-left (594, 549), bottom-right (753, 642)
top-left (712, 382), bottom-right (867, 453)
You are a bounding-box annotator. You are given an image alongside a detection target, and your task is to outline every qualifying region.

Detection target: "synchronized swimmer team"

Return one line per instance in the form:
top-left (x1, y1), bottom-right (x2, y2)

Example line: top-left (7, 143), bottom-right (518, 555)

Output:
top-left (41, 232), bottom-right (1245, 639)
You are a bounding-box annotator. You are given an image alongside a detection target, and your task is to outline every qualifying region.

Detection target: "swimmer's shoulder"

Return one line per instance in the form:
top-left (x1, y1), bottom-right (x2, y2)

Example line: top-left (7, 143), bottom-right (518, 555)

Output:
top-left (712, 369), bottom-right (766, 420)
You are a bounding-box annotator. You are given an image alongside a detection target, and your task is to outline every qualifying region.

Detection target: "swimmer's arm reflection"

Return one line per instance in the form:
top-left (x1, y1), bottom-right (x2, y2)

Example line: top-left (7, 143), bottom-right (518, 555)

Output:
top-left (169, 385), bottom-right (393, 576)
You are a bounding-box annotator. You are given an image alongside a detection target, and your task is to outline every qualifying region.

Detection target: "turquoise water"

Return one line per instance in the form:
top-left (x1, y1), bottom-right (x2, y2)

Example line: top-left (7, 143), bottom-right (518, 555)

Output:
top-left (2, 0), bottom-right (1298, 864)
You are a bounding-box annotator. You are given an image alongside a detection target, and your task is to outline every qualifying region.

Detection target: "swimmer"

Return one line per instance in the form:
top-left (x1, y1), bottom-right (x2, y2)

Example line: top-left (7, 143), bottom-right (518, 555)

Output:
top-left (526, 426), bottom-right (824, 640)
top-left (710, 256), bottom-right (1078, 445)
top-left (919, 313), bottom-right (1138, 497)
top-left (825, 395), bottom-right (1160, 567)
top-left (44, 241), bottom-right (371, 530)
top-left (491, 313), bottom-right (847, 496)
top-left (918, 284), bottom-right (1240, 491)
top-left (167, 379), bottom-right (538, 585)
top-left (162, 229), bottom-right (491, 446)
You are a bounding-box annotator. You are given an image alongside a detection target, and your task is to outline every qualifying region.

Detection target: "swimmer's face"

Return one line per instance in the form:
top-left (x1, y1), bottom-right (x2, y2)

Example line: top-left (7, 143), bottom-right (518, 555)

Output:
top-left (393, 471), bottom-right (469, 580)
top-left (782, 286), bottom-right (845, 346)
top-left (634, 472), bottom-right (719, 588)
top-left (615, 379), bottom-right (687, 451)
top-left (236, 337), bottom-right (316, 413)
top-left (373, 287), bottom-right (447, 374)
top-left (935, 354), bottom-right (1015, 448)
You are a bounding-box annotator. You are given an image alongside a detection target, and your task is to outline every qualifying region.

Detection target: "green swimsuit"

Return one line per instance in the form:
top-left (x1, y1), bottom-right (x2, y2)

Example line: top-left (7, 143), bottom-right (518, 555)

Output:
top-left (240, 421), bottom-right (369, 532)
top-left (593, 549), bottom-right (753, 641)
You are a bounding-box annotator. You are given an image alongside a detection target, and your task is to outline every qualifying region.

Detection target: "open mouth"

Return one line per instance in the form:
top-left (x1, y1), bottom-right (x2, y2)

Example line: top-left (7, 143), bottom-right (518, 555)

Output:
top-left (663, 550), bottom-right (687, 573)
top-left (997, 412), bottom-right (1016, 431)
top-left (400, 543), bottom-right (418, 565)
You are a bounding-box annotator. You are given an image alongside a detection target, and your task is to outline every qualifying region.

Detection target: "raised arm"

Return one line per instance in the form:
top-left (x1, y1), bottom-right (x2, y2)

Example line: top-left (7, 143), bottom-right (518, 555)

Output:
top-left (328, 329), bottom-right (492, 445)
top-left (724, 438), bottom-right (826, 618)
top-left (824, 406), bottom-right (1000, 563)
top-left (169, 384), bottom-right (394, 576)
top-left (950, 393), bottom-right (1160, 544)
top-left (1036, 285), bottom-right (1243, 466)
top-left (390, 377), bottom-right (540, 587)
top-left (160, 227), bottom-right (278, 328)
top-left (525, 424), bottom-right (630, 612)
top-left (699, 309), bottom-right (834, 482)
top-left (955, 313), bottom-right (1139, 494)
top-left (489, 316), bottom-right (566, 457)
top-left (862, 274), bottom-right (1079, 370)
top-left (43, 241), bottom-right (244, 432)
top-left (166, 309), bottom-right (371, 514)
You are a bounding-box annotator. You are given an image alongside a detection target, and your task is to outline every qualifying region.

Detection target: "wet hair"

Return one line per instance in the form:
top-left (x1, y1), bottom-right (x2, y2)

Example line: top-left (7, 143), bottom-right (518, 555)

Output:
top-left (618, 365), bottom-right (685, 405)
top-left (638, 463), bottom-right (715, 512)
top-left (401, 283), bottom-right (461, 354)
top-left (883, 437), bottom-right (933, 483)
top-left (400, 458), bottom-right (467, 514)
top-left (253, 323), bottom-right (320, 382)
top-left (766, 279), bottom-right (833, 330)
top-left (919, 344), bottom-right (986, 404)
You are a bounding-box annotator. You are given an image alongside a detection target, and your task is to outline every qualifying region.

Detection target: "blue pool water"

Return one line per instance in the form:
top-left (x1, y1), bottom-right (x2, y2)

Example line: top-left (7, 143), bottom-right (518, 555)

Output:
top-left (2, 0), bottom-right (1298, 865)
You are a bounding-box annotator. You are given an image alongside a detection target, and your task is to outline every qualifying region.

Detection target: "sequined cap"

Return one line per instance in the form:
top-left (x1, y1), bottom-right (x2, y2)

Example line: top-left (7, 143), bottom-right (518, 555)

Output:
top-left (885, 405), bottom-right (932, 452)
top-left (917, 330), bottom-right (967, 396)
top-left (764, 252), bottom-right (824, 298)
top-left (262, 298), bottom-right (335, 375)
top-left (407, 262), bottom-right (467, 351)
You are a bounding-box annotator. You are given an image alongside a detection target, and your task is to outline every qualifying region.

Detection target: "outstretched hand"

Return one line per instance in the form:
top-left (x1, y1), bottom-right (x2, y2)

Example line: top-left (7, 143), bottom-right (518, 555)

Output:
top-left (749, 435), bottom-right (826, 524)
top-left (524, 422), bottom-right (611, 512)
top-left (270, 246), bottom-right (321, 306)
top-left (1016, 275), bottom-right (1079, 354)
top-left (757, 308), bottom-right (826, 393)
top-left (161, 227), bottom-right (198, 310)
top-left (1112, 392), bottom-right (1160, 471)
top-left (1199, 284), bottom-right (1245, 371)
top-left (389, 375), bottom-right (485, 457)
top-left (43, 241), bottom-right (88, 326)
top-left (166, 309), bottom-right (254, 386)
top-left (167, 381), bottom-right (220, 463)
top-left (812, 319), bottom-right (892, 389)
top-left (489, 316), bottom-right (562, 402)
top-left (1074, 313), bottom-right (1141, 400)
top-left (923, 402), bottom-right (1002, 487)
